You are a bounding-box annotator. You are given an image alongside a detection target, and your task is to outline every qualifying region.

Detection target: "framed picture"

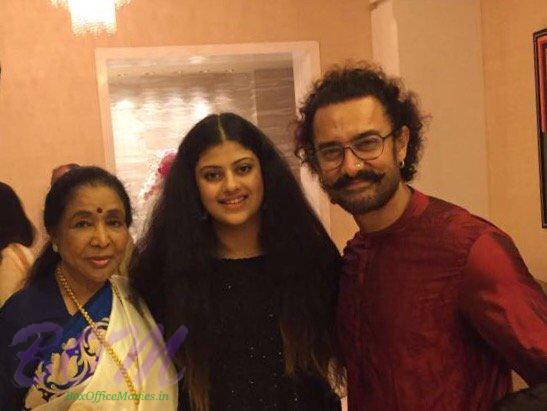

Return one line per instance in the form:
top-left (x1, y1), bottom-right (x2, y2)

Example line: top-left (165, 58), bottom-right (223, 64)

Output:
top-left (534, 28), bottom-right (547, 227)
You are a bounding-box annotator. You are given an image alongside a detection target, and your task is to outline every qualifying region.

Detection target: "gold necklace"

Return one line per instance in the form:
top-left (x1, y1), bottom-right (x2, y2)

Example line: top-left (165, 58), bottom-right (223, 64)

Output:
top-left (56, 267), bottom-right (140, 407)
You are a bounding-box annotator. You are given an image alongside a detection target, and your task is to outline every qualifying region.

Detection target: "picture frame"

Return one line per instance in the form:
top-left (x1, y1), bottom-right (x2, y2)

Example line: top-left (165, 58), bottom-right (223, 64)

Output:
top-left (534, 28), bottom-right (547, 227)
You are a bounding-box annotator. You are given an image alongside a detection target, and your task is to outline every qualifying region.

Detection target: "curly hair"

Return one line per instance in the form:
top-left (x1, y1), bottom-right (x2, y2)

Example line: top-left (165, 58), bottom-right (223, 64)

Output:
top-left (294, 62), bottom-right (426, 181)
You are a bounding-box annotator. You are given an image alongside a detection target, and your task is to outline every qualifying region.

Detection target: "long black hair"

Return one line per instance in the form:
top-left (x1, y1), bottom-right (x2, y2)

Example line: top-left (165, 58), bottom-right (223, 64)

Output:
top-left (0, 182), bottom-right (34, 261)
top-left (27, 166), bottom-right (132, 284)
top-left (131, 113), bottom-right (343, 411)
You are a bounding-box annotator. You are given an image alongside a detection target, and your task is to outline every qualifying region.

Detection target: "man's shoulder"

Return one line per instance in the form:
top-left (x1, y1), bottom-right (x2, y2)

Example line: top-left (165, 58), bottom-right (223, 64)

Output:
top-left (420, 192), bottom-right (514, 256)
top-left (341, 191), bottom-right (513, 262)
top-left (423, 193), bottom-right (500, 235)
top-left (423, 193), bottom-right (481, 220)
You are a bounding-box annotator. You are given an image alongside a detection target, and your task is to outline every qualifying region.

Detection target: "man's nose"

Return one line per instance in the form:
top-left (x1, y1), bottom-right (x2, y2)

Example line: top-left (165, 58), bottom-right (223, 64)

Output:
top-left (340, 147), bottom-right (363, 177)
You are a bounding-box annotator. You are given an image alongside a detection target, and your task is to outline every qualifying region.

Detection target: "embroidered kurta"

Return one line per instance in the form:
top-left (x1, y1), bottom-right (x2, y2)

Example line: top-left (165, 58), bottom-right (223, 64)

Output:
top-left (337, 189), bottom-right (547, 411)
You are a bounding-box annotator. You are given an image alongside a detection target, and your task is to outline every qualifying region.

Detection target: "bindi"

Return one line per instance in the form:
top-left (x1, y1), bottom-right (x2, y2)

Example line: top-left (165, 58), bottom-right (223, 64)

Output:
top-left (96, 207), bottom-right (103, 214)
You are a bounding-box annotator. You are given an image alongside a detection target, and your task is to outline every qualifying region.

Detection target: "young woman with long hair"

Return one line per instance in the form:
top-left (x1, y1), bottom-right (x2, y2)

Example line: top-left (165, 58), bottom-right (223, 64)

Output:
top-left (131, 113), bottom-right (344, 410)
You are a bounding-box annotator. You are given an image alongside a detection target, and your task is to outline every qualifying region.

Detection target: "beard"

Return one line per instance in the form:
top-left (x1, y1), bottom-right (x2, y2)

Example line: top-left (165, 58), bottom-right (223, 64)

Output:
top-left (322, 164), bottom-right (400, 215)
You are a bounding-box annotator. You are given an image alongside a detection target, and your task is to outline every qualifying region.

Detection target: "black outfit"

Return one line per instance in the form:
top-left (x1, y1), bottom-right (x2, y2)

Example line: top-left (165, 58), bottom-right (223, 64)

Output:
top-left (492, 383), bottom-right (547, 411)
top-left (181, 255), bottom-right (340, 411)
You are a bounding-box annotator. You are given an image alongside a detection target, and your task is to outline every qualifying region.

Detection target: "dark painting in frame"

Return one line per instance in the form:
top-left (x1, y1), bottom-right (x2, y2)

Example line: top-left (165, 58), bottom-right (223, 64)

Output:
top-left (534, 28), bottom-right (547, 227)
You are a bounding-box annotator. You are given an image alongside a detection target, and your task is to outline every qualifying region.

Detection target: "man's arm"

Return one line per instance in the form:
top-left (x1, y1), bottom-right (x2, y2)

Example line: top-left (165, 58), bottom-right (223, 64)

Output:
top-left (460, 230), bottom-right (547, 384)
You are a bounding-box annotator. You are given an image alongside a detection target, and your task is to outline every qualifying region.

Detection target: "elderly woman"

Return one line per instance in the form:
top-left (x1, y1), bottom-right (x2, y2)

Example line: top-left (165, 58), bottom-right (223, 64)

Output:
top-left (0, 167), bottom-right (179, 410)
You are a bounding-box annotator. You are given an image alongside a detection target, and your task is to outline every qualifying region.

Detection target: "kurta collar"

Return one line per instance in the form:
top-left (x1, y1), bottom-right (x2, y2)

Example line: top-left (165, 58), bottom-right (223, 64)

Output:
top-left (355, 186), bottom-right (429, 240)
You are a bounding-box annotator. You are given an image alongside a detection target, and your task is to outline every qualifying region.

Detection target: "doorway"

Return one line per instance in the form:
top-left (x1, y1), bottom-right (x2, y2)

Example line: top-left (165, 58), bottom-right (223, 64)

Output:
top-left (95, 42), bottom-right (330, 236)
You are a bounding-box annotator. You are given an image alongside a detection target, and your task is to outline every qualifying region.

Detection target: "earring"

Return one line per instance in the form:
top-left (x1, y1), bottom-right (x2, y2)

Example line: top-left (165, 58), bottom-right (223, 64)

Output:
top-left (52, 243), bottom-right (58, 252)
top-left (200, 210), bottom-right (209, 221)
top-left (399, 159), bottom-right (405, 168)
top-left (355, 162), bottom-right (364, 168)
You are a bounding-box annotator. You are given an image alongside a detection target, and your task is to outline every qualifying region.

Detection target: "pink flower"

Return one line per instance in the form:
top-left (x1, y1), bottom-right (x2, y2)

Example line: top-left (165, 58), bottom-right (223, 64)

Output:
top-left (157, 153), bottom-right (177, 178)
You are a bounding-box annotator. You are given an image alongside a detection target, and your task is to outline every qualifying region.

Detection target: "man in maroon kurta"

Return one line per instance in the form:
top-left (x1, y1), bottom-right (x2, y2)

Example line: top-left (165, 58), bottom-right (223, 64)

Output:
top-left (294, 64), bottom-right (547, 410)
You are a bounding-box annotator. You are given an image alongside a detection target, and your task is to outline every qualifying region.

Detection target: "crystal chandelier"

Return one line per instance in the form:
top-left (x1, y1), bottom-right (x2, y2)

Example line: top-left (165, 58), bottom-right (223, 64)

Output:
top-left (51, 0), bottom-right (132, 35)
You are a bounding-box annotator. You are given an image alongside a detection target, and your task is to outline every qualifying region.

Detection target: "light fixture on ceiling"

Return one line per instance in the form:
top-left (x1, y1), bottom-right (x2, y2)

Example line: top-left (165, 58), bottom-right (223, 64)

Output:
top-left (51, 0), bottom-right (132, 35)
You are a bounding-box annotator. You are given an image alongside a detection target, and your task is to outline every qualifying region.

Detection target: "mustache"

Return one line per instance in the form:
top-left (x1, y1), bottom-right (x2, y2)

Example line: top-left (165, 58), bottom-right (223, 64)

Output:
top-left (330, 170), bottom-right (384, 190)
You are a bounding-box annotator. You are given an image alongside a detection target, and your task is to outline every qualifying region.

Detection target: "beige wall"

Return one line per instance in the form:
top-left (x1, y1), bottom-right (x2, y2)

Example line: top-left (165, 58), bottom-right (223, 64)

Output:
top-left (371, 0), bottom-right (492, 229)
top-left (0, 0), bottom-right (370, 250)
top-left (395, 0), bottom-right (490, 219)
top-left (481, 0), bottom-right (547, 281)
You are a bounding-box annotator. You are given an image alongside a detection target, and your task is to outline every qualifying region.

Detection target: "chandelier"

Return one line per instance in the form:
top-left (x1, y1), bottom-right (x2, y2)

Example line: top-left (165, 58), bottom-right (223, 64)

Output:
top-left (51, 0), bottom-right (132, 35)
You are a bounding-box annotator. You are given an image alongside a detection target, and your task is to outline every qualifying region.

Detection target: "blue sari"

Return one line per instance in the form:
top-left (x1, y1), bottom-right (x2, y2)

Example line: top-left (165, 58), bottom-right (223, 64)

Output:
top-left (0, 275), bottom-right (111, 410)
top-left (23, 282), bottom-right (112, 408)
top-left (0, 274), bottom-right (179, 411)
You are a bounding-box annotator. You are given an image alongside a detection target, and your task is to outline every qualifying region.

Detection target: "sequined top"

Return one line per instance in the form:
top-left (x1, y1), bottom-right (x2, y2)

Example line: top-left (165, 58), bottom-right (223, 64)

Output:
top-left (201, 255), bottom-right (340, 410)
top-left (338, 189), bottom-right (547, 411)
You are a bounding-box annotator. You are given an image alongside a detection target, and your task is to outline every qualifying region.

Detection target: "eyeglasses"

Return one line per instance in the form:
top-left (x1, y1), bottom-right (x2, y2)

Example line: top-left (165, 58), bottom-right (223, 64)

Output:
top-left (314, 128), bottom-right (400, 171)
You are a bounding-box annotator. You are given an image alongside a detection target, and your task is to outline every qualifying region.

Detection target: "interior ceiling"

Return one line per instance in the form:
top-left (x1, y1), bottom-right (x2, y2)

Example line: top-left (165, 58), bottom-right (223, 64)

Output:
top-left (107, 52), bottom-right (293, 80)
